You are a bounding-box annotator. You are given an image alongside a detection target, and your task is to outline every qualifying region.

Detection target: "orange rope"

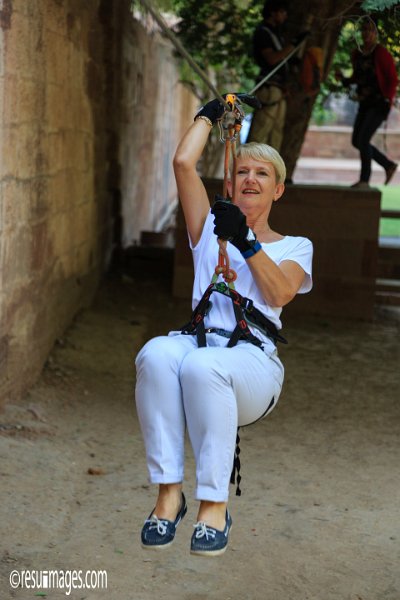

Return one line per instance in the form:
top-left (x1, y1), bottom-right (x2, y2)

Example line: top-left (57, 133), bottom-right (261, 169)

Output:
top-left (215, 126), bottom-right (238, 286)
top-left (231, 135), bottom-right (237, 203)
top-left (215, 238), bottom-right (237, 284)
top-left (214, 96), bottom-right (245, 286)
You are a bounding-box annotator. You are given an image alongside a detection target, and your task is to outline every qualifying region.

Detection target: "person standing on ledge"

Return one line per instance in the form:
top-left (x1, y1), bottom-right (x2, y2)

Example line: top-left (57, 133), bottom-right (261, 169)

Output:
top-left (246, 0), bottom-right (309, 151)
top-left (336, 18), bottom-right (398, 189)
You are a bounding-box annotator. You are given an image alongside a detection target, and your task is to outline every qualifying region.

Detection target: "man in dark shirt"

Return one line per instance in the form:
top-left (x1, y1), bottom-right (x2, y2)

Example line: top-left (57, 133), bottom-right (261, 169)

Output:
top-left (247, 0), bottom-right (307, 150)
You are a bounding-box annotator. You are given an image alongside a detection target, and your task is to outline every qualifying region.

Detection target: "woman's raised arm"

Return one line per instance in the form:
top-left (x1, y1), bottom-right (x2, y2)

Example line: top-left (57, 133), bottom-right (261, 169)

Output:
top-left (173, 100), bottom-right (226, 246)
top-left (173, 120), bottom-right (211, 246)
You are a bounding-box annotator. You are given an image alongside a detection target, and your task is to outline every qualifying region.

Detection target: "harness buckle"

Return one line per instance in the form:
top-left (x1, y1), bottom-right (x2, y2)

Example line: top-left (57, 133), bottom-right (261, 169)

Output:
top-left (243, 297), bottom-right (254, 312)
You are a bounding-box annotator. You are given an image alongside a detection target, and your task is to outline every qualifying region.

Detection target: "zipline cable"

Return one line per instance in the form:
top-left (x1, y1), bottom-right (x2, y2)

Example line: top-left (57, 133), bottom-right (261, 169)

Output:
top-left (136, 0), bottom-right (229, 109)
top-left (248, 41), bottom-right (305, 95)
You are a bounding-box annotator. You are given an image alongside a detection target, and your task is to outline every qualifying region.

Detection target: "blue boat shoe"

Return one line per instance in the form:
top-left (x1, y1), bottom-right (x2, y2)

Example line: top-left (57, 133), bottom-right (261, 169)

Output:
top-left (190, 510), bottom-right (232, 556)
top-left (141, 493), bottom-right (187, 550)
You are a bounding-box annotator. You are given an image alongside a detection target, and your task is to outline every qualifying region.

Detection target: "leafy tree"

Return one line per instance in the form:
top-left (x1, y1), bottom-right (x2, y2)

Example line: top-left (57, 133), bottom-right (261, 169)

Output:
top-left (137, 0), bottom-right (400, 177)
top-left (362, 0), bottom-right (399, 10)
top-left (172, 0), bottom-right (260, 96)
top-left (169, 0), bottom-right (357, 176)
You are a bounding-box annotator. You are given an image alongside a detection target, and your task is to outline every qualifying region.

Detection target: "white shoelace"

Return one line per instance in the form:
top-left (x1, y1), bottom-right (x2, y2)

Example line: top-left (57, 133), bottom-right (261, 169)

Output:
top-left (145, 515), bottom-right (168, 536)
top-left (193, 521), bottom-right (216, 540)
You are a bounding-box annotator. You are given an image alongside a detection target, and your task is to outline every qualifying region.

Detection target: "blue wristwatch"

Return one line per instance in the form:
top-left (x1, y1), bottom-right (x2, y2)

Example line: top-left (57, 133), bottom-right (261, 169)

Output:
top-left (241, 229), bottom-right (262, 259)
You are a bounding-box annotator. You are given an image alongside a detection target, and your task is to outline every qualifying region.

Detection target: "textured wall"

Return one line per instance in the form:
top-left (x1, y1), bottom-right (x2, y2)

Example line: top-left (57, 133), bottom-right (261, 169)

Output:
top-left (0, 0), bottom-right (117, 402)
top-left (0, 0), bottom-right (196, 403)
top-left (118, 15), bottom-right (196, 245)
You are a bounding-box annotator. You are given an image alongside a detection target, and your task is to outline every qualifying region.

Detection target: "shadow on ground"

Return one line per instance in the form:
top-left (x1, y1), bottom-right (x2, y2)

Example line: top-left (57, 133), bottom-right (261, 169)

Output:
top-left (1, 251), bottom-right (399, 600)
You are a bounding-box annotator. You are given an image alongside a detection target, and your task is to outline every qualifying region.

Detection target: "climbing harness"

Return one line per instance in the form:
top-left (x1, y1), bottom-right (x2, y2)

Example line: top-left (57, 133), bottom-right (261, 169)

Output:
top-left (181, 281), bottom-right (287, 349)
top-left (258, 93), bottom-right (287, 108)
top-left (181, 278), bottom-right (286, 496)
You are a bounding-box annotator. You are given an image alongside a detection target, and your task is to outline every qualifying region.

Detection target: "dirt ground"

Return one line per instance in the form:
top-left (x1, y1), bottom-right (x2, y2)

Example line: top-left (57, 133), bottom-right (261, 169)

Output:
top-left (1, 265), bottom-right (400, 600)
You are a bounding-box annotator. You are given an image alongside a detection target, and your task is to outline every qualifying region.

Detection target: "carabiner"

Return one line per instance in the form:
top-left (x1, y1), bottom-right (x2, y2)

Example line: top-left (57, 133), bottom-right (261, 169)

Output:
top-left (218, 93), bottom-right (245, 143)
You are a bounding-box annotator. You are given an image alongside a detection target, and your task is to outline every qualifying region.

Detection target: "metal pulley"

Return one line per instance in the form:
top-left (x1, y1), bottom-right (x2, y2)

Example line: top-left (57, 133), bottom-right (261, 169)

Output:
top-left (218, 93), bottom-right (245, 143)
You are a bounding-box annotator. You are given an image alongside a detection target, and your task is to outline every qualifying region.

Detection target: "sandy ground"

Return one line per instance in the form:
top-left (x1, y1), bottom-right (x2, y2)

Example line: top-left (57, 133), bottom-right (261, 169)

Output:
top-left (1, 266), bottom-right (400, 600)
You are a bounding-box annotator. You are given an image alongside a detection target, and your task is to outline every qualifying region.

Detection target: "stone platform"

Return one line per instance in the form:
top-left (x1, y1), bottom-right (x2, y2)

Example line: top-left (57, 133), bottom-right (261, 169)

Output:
top-left (294, 157), bottom-right (400, 186)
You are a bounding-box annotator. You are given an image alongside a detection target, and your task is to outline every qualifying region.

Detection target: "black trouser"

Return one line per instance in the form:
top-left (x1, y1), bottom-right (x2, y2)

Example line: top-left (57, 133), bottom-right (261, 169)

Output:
top-left (352, 103), bottom-right (393, 183)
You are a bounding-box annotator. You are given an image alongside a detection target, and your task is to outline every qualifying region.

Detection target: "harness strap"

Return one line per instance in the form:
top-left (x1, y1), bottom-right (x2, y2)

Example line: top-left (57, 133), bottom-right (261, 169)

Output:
top-left (181, 283), bottom-right (269, 348)
top-left (196, 320), bottom-right (207, 348)
top-left (228, 291), bottom-right (261, 348)
top-left (181, 282), bottom-right (287, 347)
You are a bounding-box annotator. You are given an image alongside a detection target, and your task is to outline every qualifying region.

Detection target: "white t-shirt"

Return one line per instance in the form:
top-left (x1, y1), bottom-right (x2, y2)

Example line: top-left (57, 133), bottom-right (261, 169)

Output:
top-left (190, 211), bottom-right (313, 343)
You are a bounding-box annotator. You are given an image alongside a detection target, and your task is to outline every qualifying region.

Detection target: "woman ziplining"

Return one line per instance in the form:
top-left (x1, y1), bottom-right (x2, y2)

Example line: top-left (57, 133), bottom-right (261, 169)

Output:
top-left (134, 94), bottom-right (313, 557)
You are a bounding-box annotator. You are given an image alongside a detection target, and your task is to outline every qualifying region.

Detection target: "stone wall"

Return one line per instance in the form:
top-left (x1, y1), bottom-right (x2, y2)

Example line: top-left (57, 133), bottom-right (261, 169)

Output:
top-left (301, 125), bottom-right (400, 160)
top-left (0, 0), bottom-right (195, 403)
top-left (0, 0), bottom-right (116, 403)
top-left (118, 13), bottom-right (196, 246)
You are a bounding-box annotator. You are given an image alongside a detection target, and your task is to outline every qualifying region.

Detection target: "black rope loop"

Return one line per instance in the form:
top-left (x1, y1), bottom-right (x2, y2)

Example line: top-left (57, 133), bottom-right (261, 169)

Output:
top-left (230, 429), bottom-right (242, 496)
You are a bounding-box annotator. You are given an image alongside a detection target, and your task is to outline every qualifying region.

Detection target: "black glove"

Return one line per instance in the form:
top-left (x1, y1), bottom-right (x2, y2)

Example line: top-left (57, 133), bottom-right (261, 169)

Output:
top-left (292, 30), bottom-right (311, 46)
top-left (211, 196), bottom-right (262, 258)
top-left (194, 98), bottom-right (226, 125)
top-left (195, 94), bottom-right (263, 125)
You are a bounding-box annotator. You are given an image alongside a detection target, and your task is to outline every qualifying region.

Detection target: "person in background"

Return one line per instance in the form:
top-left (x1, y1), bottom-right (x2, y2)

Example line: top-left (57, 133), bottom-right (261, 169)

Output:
top-left (247, 0), bottom-right (309, 151)
top-left (336, 18), bottom-right (398, 189)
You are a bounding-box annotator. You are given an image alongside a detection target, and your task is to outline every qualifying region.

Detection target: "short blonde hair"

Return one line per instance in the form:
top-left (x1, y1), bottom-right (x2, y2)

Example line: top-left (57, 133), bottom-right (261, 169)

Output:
top-left (233, 142), bottom-right (286, 184)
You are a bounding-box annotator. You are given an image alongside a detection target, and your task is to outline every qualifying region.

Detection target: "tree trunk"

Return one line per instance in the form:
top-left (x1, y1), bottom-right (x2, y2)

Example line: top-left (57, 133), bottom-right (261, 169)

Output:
top-left (280, 0), bottom-right (358, 179)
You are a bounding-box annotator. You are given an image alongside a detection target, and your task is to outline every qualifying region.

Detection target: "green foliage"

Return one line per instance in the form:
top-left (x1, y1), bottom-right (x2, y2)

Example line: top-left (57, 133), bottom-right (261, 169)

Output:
top-left (362, 0), bottom-right (399, 11)
top-left (171, 0), bottom-right (263, 98)
top-left (311, 103), bottom-right (336, 126)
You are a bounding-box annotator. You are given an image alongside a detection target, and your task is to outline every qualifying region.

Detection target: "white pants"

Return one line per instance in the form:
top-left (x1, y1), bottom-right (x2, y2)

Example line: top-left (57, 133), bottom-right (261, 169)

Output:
top-left (135, 332), bottom-right (284, 502)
